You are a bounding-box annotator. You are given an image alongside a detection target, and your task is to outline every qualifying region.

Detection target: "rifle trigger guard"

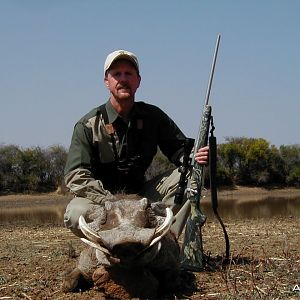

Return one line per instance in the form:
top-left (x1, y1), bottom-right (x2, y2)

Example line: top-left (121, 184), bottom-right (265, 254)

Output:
top-left (186, 187), bottom-right (197, 196)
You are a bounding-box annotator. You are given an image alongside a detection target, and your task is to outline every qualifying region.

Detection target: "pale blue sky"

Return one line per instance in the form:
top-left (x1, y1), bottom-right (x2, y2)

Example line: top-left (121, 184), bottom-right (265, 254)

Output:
top-left (1, 0), bottom-right (299, 149)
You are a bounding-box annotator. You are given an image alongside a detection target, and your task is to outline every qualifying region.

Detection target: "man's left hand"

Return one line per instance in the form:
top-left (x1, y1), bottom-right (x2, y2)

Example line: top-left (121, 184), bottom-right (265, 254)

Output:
top-left (195, 146), bottom-right (209, 165)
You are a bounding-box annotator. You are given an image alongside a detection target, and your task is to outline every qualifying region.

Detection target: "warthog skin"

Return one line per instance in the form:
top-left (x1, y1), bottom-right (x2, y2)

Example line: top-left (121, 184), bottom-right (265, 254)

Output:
top-left (62, 196), bottom-right (180, 299)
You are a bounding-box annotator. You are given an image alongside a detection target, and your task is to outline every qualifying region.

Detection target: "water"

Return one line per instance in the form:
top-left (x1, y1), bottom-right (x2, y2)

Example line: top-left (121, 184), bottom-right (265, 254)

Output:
top-left (202, 195), bottom-right (300, 220)
top-left (0, 195), bottom-right (299, 225)
top-left (0, 197), bottom-right (69, 225)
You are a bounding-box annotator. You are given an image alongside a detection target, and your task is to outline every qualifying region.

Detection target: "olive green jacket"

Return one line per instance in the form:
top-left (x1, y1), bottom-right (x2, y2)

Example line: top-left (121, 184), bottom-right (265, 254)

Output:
top-left (64, 100), bottom-right (186, 203)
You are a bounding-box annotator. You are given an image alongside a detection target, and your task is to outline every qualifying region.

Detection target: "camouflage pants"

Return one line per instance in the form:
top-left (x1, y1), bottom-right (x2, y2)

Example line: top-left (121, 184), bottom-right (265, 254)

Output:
top-left (64, 168), bottom-right (189, 238)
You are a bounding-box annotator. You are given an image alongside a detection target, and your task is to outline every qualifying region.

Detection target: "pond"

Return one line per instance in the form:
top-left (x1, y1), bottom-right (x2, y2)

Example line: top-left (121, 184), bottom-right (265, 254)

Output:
top-left (0, 196), bottom-right (69, 225)
top-left (0, 194), bottom-right (299, 225)
top-left (202, 195), bottom-right (300, 220)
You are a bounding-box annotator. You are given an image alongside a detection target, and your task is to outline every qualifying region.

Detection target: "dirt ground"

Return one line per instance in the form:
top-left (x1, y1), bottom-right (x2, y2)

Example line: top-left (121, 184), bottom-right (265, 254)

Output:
top-left (0, 189), bottom-right (299, 299)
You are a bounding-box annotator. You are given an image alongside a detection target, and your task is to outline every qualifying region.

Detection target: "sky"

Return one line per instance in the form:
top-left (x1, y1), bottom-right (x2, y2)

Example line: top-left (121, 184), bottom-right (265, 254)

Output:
top-left (1, 0), bottom-right (299, 149)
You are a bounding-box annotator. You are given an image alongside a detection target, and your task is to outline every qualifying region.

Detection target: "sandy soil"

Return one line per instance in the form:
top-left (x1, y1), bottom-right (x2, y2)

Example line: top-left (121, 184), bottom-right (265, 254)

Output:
top-left (0, 189), bottom-right (299, 299)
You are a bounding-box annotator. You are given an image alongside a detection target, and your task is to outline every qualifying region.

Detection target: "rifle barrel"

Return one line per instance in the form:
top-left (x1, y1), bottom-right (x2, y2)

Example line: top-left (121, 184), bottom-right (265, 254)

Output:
top-left (205, 34), bottom-right (221, 106)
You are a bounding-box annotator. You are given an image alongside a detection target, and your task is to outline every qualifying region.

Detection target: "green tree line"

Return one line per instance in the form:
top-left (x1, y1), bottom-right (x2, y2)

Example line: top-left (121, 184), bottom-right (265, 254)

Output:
top-left (0, 137), bottom-right (299, 194)
top-left (217, 137), bottom-right (300, 187)
top-left (0, 144), bottom-right (67, 194)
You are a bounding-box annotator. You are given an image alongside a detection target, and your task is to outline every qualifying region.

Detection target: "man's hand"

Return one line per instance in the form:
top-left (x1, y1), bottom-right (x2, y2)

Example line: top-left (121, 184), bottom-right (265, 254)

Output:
top-left (194, 146), bottom-right (209, 165)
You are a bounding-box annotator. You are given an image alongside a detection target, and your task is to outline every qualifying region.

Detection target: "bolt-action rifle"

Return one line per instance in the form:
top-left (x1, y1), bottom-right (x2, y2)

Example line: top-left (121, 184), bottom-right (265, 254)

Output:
top-left (172, 35), bottom-right (229, 271)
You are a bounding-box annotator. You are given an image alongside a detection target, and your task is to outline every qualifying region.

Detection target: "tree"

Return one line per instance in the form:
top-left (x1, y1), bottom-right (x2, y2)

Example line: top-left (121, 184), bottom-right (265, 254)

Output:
top-left (280, 144), bottom-right (300, 186)
top-left (44, 145), bottom-right (68, 190)
top-left (267, 145), bottom-right (286, 185)
top-left (0, 145), bottom-right (22, 193)
top-left (218, 137), bottom-right (286, 186)
top-left (17, 147), bottom-right (49, 192)
top-left (0, 144), bottom-right (68, 194)
top-left (218, 137), bottom-right (244, 182)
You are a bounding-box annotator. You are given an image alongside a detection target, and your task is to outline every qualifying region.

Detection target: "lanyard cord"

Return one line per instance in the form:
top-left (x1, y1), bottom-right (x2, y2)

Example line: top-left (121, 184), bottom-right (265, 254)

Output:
top-left (109, 120), bottom-right (130, 162)
top-left (110, 131), bottom-right (119, 161)
top-left (96, 105), bottom-right (142, 163)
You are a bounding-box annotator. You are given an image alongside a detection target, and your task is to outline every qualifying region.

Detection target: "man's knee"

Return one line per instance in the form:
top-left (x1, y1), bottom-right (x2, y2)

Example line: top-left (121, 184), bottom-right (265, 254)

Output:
top-left (64, 197), bottom-right (94, 237)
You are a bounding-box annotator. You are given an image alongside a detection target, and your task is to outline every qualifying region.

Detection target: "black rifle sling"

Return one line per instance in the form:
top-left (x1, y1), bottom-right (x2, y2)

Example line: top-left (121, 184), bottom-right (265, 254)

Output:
top-left (209, 117), bottom-right (230, 261)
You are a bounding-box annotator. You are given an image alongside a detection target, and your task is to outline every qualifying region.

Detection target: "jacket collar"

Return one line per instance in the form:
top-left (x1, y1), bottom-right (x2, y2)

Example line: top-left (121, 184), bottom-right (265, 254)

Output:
top-left (105, 99), bottom-right (146, 124)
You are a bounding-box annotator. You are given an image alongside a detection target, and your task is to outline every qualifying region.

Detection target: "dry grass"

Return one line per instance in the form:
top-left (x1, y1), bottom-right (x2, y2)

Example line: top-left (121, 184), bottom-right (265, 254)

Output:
top-left (195, 217), bottom-right (300, 299)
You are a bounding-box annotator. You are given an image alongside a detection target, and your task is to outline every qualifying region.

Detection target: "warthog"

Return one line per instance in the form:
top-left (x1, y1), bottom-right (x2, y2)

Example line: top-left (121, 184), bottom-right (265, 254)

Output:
top-left (62, 196), bottom-right (180, 299)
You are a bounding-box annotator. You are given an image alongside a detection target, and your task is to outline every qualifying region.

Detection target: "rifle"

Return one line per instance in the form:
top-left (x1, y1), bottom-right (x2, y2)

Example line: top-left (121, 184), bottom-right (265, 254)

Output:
top-left (176, 34), bottom-right (229, 271)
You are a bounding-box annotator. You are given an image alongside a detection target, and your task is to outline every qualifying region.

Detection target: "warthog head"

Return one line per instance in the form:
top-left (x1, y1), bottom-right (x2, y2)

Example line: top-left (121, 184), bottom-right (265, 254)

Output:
top-left (63, 196), bottom-right (180, 299)
top-left (79, 197), bottom-right (174, 266)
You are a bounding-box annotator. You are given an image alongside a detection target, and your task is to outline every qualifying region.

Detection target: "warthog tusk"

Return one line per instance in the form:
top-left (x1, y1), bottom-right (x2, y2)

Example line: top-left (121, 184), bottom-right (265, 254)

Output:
top-left (155, 208), bottom-right (174, 234)
top-left (80, 238), bottom-right (111, 256)
top-left (150, 208), bottom-right (174, 247)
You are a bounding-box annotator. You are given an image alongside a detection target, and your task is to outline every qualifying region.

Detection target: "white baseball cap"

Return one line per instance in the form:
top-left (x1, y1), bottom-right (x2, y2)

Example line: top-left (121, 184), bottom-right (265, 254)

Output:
top-left (104, 50), bottom-right (139, 75)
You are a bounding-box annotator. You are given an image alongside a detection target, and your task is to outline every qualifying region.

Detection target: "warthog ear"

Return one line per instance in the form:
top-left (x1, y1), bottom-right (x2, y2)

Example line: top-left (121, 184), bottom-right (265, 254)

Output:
top-left (140, 197), bottom-right (149, 205)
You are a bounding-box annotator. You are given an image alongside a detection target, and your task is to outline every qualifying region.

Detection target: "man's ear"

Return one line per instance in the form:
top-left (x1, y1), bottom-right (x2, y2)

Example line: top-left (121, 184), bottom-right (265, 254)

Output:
top-left (137, 75), bottom-right (141, 88)
top-left (104, 76), bottom-right (109, 89)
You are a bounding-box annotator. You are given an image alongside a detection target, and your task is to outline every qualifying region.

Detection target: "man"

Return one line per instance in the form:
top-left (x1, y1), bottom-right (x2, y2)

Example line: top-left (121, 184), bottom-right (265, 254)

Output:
top-left (64, 50), bottom-right (209, 237)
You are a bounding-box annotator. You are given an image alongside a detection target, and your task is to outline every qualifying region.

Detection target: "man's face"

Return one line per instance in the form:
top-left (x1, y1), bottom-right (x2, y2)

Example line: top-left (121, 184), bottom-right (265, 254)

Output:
top-left (104, 60), bottom-right (141, 101)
